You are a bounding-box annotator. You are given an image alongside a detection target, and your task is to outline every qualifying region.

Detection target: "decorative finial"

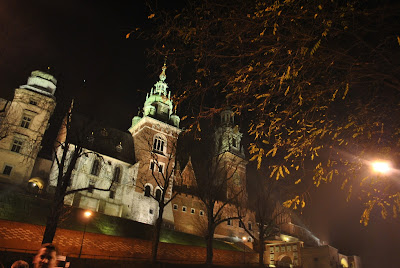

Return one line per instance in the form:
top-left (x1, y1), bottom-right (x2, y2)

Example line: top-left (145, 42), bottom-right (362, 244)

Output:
top-left (159, 57), bottom-right (167, 82)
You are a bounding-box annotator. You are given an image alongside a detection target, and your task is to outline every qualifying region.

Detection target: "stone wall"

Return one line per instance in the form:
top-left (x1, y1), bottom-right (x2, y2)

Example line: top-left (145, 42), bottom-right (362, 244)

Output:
top-left (0, 219), bottom-right (258, 265)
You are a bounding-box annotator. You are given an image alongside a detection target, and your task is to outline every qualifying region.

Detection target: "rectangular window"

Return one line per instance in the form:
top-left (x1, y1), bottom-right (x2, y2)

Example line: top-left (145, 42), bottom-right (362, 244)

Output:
top-left (20, 115), bottom-right (32, 128)
top-left (248, 222), bottom-right (252, 231)
top-left (182, 206), bottom-right (187, 212)
top-left (109, 190), bottom-right (115, 199)
top-left (173, 204), bottom-right (178, 210)
top-left (2, 165), bottom-right (12, 175)
top-left (191, 208), bottom-right (195, 214)
top-left (239, 221), bottom-right (244, 228)
top-left (232, 138), bottom-right (237, 148)
top-left (88, 183), bottom-right (94, 193)
top-left (199, 210), bottom-right (204, 216)
top-left (29, 100), bottom-right (37, 106)
top-left (227, 219), bottom-right (232, 226)
top-left (293, 245), bottom-right (297, 251)
top-left (269, 247), bottom-right (274, 253)
top-left (281, 246), bottom-right (286, 252)
top-left (11, 138), bottom-right (23, 153)
top-left (150, 161), bottom-right (155, 171)
top-left (158, 164), bottom-right (164, 173)
top-left (149, 209), bottom-right (154, 214)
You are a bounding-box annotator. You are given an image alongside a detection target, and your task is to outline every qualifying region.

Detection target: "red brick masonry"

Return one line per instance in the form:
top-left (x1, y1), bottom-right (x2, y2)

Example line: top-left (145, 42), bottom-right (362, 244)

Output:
top-left (0, 219), bottom-right (257, 265)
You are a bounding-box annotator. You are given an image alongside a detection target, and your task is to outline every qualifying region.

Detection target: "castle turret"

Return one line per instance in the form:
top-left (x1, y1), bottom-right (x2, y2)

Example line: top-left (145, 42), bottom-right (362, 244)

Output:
top-left (129, 62), bottom-right (180, 133)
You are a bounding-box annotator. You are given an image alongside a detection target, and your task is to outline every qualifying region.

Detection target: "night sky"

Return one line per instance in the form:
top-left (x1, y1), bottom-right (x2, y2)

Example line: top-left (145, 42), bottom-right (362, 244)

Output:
top-left (1, 1), bottom-right (399, 267)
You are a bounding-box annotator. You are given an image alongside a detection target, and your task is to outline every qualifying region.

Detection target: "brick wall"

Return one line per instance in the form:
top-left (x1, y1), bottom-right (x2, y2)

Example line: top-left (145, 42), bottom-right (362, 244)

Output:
top-left (0, 219), bottom-right (257, 265)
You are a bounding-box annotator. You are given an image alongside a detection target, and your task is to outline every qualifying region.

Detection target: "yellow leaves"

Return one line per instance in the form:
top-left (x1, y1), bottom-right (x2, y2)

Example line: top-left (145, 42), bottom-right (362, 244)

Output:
top-left (273, 23), bottom-right (278, 35)
top-left (343, 83), bottom-right (349, 99)
top-left (126, 32), bottom-right (132, 39)
top-left (298, 94), bottom-right (303, 106)
top-left (270, 164), bottom-right (289, 180)
top-left (310, 39), bottom-right (321, 55)
top-left (295, 178), bottom-right (301, 184)
top-left (256, 93), bottom-right (271, 99)
top-left (148, 13), bottom-right (155, 19)
top-left (283, 195), bottom-right (304, 210)
top-left (266, 147), bottom-right (278, 157)
top-left (397, 36), bottom-right (400, 46)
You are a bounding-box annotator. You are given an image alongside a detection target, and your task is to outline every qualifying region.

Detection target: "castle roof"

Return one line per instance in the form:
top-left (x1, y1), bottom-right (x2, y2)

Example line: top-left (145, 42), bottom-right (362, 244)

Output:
top-left (68, 113), bottom-right (136, 164)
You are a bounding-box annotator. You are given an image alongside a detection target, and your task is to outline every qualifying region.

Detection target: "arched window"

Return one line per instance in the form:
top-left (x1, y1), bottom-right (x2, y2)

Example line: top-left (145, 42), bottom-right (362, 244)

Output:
top-left (91, 159), bottom-right (100, 176)
top-left (155, 188), bottom-right (162, 201)
top-left (153, 135), bottom-right (166, 153)
top-left (113, 166), bottom-right (121, 183)
top-left (144, 185), bottom-right (151, 197)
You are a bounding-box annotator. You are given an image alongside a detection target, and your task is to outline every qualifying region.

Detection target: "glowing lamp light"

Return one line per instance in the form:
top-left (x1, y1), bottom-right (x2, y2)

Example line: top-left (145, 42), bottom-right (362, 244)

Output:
top-left (32, 183), bottom-right (36, 187)
top-left (242, 236), bottom-right (247, 241)
top-left (372, 161), bottom-right (391, 174)
top-left (84, 211), bottom-right (92, 218)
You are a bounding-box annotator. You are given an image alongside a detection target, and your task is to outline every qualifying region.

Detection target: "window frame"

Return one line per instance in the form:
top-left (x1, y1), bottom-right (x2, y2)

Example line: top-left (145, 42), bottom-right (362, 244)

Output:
top-left (153, 134), bottom-right (166, 154)
top-left (11, 138), bottom-right (24, 153)
top-left (2, 165), bottom-right (12, 176)
top-left (91, 159), bottom-right (101, 176)
top-left (113, 166), bottom-right (121, 183)
top-left (182, 206), bottom-right (187, 212)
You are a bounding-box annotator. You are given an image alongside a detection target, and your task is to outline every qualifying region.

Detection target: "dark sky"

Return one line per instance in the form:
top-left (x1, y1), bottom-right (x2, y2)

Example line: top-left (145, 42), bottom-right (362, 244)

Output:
top-left (1, 1), bottom-right (399, 267)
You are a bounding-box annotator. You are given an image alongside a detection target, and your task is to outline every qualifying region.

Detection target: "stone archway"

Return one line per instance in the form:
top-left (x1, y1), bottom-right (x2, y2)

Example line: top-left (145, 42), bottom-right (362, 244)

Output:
top-left (277, 255), bottom-right (293, 267)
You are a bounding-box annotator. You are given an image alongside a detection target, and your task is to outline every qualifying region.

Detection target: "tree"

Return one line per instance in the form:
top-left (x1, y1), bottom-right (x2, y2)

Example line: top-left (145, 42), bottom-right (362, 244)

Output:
top-left (239, 174), bottom-right (289, 267)
top-left (146, 0), bottom-right (400, 225)
top-left (134, 129), bottom-right (181, 263)
top-left (179, 129), bottom-right (246, 266)
top-left (42, 102), bottom-right (118, 243)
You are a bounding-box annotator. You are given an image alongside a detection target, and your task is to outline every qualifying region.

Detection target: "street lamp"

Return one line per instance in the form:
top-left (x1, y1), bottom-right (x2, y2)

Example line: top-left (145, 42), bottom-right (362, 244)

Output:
top-left (78, 210), bottom-right (92, 258)
top-left (242, 236), bottom-right (247, 265)
top-left (371, 160), bottom-right (391, 174)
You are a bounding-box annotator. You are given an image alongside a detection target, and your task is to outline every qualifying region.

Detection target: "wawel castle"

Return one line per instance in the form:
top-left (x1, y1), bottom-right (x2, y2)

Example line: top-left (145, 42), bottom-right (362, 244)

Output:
top-left (0, 67), bottom-right (361, 268)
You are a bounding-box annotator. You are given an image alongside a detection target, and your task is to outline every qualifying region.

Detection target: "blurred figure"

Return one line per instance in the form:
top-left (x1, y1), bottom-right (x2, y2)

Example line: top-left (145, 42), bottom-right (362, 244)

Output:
top-left (11, 260), bottom-right (29, 268)
top-left (32, 243), bottom-right (58, 268)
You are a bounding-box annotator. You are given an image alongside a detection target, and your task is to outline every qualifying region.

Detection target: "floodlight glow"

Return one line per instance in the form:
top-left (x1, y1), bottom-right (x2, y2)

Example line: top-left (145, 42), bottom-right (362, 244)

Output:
top-left (372, 161), bottom-right (391, 174)
top-left (84, 211), bottom-right (92, 218)
top-left (242, 236), bottom-right (247, 241)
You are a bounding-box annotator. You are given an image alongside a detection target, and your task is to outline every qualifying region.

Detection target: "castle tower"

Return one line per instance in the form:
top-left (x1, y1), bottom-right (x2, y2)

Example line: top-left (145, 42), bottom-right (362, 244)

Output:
top-left (214, 108), bottom-right (247, 200)
top-left (128, 63), bottom-right (181, 225)
top-left (0, 71), bottom-right (57, 185)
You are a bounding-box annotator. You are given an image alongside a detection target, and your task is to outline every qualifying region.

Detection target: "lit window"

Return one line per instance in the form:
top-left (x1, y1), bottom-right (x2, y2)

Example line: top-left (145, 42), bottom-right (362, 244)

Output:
top-left (109, 190), bottom-right (115, 199)
top-left (11, 138), bottom-right (23, 153)
top-left (173, 204), bottom-right (178, 210)
top-left (191, 208), bottom-right (195, 214)
top-left (227, 219), bottom-right (232, 226)
top-left (155, 188), bottom-right (162, 201)
top-left (2, 165), bottom-right (12, 175)
top-left (113, 166), bottom-right (121, 183)
top-left (182, 206), bottom-right (187, 212)
top-left (199, 210), bottom-right (204, 216)
top-left (91, 160), bottom-right (101, 176)
top-left (20, 115), bottom-right (32, 129)
top-left (153, 135), bottom-right (166, 153)
top-left (144, 185), bottom-right (151, 197)
top-left (269, 247), bottom-right (274, 253)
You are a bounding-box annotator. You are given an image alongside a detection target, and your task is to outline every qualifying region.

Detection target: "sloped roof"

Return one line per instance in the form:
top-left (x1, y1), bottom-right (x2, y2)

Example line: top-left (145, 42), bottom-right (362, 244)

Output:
top-left (67, 113), bottom-right (135, 164)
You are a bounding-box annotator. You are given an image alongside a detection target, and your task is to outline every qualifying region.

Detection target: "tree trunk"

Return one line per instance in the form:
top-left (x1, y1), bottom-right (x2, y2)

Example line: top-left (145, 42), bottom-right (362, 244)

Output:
top-left (205, 226), bottom-right (215, 266)
top-left (151, 205), bottom-right (164, 263)
top-left (258, 231), bottom-right (265, 267)
top-left (42, 197), bottom-right (63, 244)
